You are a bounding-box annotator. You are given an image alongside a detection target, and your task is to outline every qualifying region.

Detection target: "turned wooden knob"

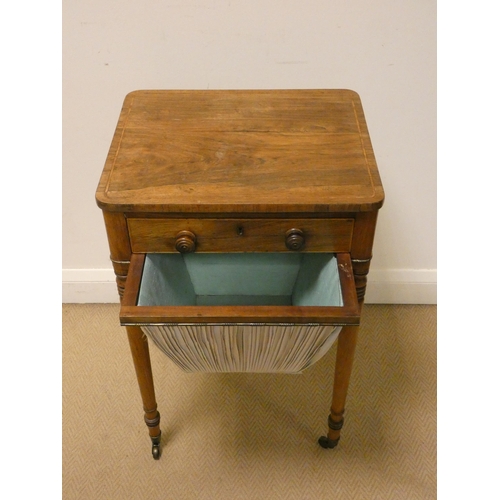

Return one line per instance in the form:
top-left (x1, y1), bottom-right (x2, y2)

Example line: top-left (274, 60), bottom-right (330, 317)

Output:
top-left (285, 228), bottom-right (305, 251)
top-left (175, 230), bottom-right (197, 253)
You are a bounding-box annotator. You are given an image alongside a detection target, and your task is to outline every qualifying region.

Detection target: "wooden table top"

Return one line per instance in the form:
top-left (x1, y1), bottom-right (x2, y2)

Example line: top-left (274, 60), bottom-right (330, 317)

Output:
top-left (96, 90), bottom-right (384, 214)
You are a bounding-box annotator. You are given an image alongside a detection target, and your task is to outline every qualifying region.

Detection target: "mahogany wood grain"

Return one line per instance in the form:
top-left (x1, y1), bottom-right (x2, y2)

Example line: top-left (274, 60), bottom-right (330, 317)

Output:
top-left (127, 217), bottom-right (354, 253)
top-left (95, 90), bottom-right (384, 214)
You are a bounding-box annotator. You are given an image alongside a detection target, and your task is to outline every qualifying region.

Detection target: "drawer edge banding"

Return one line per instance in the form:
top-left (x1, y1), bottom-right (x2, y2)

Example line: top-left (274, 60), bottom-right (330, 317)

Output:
top-left (120, 253), bottom-right (360, 326)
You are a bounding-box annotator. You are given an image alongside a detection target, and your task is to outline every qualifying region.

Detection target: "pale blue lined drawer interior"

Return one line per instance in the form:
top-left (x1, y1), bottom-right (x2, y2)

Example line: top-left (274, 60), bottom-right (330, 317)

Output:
top-left (137, 253), bottom-right (343, 308)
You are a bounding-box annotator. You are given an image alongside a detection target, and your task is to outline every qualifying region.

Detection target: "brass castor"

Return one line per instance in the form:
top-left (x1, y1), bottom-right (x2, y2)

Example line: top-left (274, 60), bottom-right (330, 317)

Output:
top-left (318, 414), bottom-right (343, 449)
top-left (318, 436), bottom-right (340, 449)
top-left (151, 432), bottom-right (161, 460)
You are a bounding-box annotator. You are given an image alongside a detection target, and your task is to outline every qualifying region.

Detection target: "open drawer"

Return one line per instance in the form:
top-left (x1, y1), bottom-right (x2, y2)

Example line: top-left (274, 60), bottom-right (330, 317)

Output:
top-left (120, 253), bottom-right (360, 373)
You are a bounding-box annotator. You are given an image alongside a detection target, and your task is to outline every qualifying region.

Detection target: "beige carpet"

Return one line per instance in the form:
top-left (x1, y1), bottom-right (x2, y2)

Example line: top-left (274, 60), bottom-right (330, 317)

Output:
top-left (63, 304), bottom-right (436, 499)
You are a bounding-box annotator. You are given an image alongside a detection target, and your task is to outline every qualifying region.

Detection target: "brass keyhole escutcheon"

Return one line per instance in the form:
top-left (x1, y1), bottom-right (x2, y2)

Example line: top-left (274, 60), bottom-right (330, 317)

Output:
top-left (285, 228), bottom-right (305, 251)
top-left (175, 230), bottom-right (197, 253)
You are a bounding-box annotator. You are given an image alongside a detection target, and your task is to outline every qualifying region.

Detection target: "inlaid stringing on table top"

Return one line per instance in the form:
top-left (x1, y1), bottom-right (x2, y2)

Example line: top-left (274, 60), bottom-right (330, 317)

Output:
top-left (96, 89), bottom-right (384, 214)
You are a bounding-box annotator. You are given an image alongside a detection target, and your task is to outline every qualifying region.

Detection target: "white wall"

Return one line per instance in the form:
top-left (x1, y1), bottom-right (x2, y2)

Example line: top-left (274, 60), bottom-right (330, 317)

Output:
top-left (62, 0), bottom-right (436, 303)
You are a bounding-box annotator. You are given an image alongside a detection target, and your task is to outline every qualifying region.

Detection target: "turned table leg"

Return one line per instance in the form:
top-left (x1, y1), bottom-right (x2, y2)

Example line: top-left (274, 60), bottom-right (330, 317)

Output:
top-left (102, 212), bottom-right (163, 459)
top-left (319, 211), bottom-right (377, 449)
top-left (126, 325), bottom-right (162, 459)
top-left (318, 325), bottom-right (359, 449)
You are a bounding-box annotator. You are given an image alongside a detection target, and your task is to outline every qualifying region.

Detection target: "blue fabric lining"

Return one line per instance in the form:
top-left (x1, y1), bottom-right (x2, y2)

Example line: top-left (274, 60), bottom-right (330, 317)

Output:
top-left (138, 253), bottom-right (342, 307)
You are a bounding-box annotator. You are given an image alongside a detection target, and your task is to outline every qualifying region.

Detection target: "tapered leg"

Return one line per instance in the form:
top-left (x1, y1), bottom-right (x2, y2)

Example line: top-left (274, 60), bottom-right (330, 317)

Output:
top-left (319, 325), bottom-right (359, 449)
top-left (126, 325), bottom-right (162, 459)
top-left (318, 211), bottom-right (378, 449)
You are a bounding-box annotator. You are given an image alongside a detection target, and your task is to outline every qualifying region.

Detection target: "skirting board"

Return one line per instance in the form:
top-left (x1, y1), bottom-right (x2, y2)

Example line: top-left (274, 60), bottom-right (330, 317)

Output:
top-left (62, 268), bottom-right (437, 305)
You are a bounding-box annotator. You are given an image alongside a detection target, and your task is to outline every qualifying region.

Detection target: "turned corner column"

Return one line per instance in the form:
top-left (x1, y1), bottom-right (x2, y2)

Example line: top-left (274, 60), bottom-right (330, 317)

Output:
top-left (102, 211), bottom-right (131, 299)
top-left (319, 211), bottom-right (378, 449)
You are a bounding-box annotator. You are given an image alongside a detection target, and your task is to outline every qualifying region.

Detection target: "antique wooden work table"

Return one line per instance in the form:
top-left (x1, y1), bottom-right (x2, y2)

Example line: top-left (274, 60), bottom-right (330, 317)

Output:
top-left (95, 89), bottom-right (384, 460)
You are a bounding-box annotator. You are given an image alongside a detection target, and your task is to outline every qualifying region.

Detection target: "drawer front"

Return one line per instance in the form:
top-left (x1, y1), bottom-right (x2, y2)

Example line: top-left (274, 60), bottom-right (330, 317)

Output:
top-left (127, 218), bottom-right (354, 253)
